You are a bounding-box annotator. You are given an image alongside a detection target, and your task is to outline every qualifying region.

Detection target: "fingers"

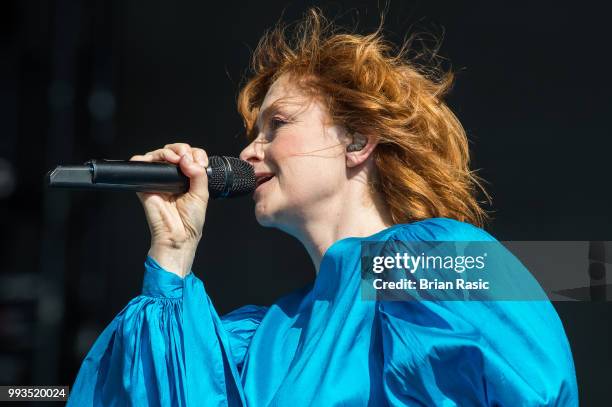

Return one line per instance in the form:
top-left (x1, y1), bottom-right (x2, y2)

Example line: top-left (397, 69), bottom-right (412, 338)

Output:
top-left (131, 143), bottom-right (210, 202)
top-left (178, 153), bottom-right (209, 202)
top-left (164, 143), bottom-right (192, 160)
top-left (191, 148), bottom-right (209, 167)
top-left (142, 148), bottom-right (181, 164)
top-left (164, 143), bottom-right (209, 167)
top-left (137, 143), bottom-right (208, 165)
top-left (129, 154), bottom-right (153, 162)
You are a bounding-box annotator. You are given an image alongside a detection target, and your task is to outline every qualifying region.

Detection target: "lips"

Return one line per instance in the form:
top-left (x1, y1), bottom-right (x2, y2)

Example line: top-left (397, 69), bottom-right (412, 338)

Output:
top-left (255, 173), bottom-right (274, 189)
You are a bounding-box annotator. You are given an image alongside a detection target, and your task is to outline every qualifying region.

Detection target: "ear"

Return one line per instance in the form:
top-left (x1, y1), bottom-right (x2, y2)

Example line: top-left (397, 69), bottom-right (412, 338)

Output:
top-left (346, 132), bottom-right (377, 168)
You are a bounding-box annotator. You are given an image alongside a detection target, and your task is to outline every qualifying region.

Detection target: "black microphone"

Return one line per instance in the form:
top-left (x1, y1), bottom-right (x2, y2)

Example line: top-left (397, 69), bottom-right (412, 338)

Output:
top-left (46, 156), bottom-right (256, 198)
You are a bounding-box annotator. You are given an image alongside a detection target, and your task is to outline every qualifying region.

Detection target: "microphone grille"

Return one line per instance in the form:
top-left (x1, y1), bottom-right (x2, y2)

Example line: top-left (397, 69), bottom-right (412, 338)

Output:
top-left (227, 157), bottom-right (256, 196)
top-left (208, 156), bottom-right (255, 198)
top-left (207, 156), bottom-right (226, 194)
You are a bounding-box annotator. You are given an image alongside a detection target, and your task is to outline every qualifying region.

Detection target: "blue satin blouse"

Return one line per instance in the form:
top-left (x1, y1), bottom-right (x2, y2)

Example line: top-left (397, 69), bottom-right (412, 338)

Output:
top-left (67, 218), bottom-right (578, 406)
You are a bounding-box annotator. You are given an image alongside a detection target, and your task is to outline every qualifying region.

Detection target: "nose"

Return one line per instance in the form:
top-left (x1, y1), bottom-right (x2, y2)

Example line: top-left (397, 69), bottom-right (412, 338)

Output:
top-left (239, 136), bottom-right (264, 164)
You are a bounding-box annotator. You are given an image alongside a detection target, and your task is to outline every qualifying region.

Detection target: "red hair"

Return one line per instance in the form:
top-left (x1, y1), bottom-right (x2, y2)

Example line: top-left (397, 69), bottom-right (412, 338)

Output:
top-left (237, 8), bottom-right (490, 227)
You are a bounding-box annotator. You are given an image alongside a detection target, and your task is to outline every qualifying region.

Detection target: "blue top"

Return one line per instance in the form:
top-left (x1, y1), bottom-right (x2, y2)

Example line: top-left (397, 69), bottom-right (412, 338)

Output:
top-left (67, 218), bottom-right (578, 406)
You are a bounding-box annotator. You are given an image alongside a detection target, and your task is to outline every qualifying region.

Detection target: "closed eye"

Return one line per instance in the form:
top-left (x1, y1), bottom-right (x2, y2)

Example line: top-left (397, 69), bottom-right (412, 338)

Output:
top-left (269, 116), bottom-right (289, 132)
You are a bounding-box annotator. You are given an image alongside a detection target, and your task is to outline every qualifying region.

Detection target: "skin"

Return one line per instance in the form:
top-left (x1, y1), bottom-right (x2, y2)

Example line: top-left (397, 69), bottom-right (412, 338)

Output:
top-left (131, 74), bottom-right (393, 277)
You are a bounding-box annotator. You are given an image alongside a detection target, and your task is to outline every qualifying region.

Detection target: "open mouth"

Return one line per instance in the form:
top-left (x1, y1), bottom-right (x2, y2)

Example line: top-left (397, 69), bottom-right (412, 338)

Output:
top-left (255, 174), bottom-right (274, 189)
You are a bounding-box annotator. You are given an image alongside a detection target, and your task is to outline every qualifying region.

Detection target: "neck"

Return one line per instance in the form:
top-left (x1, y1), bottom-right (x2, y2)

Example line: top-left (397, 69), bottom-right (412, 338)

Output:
top-left (289, 180), bottom-right (393, 274)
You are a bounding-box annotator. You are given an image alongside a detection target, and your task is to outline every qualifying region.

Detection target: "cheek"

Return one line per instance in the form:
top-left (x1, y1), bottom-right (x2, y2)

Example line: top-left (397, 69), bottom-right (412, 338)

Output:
top-left (266, 132), bottom-right (312, 196)
top-left (266, 127), bottom-right (346, 205)
top-left (275, 155), bottom-right (346, 207)
top-left (268, 131), bottom-right (309, 159)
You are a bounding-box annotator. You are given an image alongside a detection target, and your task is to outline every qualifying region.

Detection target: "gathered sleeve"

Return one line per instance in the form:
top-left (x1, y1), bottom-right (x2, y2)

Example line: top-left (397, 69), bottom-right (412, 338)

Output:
top-left (378, 300), bottom-right (578, 406)
top-left (67, 256), bottom-right (267, 407)
top-left (377, 219), bottom-right (579, 406)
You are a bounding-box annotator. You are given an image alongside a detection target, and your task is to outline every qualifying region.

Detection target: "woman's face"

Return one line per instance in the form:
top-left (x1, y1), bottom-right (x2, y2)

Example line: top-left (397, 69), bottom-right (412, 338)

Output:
top-left (239, 74), bottom-right (350, 232)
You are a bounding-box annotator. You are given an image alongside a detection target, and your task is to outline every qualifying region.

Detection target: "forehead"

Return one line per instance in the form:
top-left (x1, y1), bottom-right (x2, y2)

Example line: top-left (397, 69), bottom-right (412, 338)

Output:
top-left (260, 74), bottom-right (308, 111)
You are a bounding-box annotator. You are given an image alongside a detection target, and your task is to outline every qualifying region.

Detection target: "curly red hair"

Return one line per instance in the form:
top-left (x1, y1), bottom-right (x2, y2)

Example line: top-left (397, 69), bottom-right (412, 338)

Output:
top-left (237, 8), bottom-right (490, 227)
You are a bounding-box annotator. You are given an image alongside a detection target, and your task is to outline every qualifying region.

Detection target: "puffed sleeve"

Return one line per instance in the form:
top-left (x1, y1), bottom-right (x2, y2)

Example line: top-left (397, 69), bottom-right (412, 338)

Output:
top-left (377, 219), bottom-right (578, 406)
top-left (221, 305), bottom-right (269, 373)
top-left (67, 256), bottom-right (267, 406)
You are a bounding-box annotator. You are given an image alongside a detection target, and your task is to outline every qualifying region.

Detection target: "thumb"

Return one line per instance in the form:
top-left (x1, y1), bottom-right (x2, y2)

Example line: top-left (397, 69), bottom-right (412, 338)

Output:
top-left (178, 153), bottom-right (209, 203)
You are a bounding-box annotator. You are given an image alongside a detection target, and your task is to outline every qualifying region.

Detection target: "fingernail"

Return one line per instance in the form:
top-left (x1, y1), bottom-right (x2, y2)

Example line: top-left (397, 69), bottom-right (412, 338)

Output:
top-left (183, 154), bottom-right (192, 162)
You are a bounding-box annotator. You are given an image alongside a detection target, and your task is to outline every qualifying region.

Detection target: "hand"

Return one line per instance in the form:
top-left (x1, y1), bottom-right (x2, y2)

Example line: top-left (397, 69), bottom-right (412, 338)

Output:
top-left (130, 143), bottom-right (209, 277)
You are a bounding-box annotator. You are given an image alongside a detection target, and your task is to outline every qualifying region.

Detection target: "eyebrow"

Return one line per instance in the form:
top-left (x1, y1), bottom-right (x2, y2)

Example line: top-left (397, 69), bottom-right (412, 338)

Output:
top-left (250, 102), bottom-right (291, 140)
top-left (256, 101), bottom-right (286, 130)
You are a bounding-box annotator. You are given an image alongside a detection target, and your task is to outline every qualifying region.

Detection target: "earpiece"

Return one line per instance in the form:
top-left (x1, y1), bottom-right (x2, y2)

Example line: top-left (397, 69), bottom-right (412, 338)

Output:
top-left (346, 133), bottom-right (367, 152)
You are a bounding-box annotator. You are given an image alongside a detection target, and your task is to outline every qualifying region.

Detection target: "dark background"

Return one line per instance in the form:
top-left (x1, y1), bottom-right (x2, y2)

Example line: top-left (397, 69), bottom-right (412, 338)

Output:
top-left (0, 0), bottom-right (609, 405)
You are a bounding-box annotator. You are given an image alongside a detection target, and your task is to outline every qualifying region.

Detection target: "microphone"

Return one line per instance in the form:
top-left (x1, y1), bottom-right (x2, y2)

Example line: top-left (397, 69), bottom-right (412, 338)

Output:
top-left (46, 156), bottom-right (256, 198)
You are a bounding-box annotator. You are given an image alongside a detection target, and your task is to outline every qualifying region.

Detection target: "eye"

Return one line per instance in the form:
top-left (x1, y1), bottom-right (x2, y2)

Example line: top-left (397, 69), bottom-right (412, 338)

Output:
top-left (269, 116), bottom-right (288, 132)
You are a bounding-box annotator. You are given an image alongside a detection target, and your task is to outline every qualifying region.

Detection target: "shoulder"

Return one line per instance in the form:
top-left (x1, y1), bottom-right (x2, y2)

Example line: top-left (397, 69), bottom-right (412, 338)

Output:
top-left (390, 217), bottom-right (497, 242)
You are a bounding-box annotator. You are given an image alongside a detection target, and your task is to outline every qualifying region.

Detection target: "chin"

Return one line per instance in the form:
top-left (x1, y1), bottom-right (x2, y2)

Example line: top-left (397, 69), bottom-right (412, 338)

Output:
top-left (254, 203), bottom-right (276, 227)
top-left (255, 215), bottom-right (275, 228)
top-left (254, 200), bottom-right (294, 230)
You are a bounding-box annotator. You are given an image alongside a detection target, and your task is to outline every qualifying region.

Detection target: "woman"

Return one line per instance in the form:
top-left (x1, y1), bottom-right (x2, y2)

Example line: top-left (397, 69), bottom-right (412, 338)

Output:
top-left (68, 9), bottom-right (578, 406)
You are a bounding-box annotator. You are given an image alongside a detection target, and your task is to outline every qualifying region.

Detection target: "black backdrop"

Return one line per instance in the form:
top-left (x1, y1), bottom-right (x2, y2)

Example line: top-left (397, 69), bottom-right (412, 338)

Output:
top-left (0, 1), bottom-right (609, 405)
